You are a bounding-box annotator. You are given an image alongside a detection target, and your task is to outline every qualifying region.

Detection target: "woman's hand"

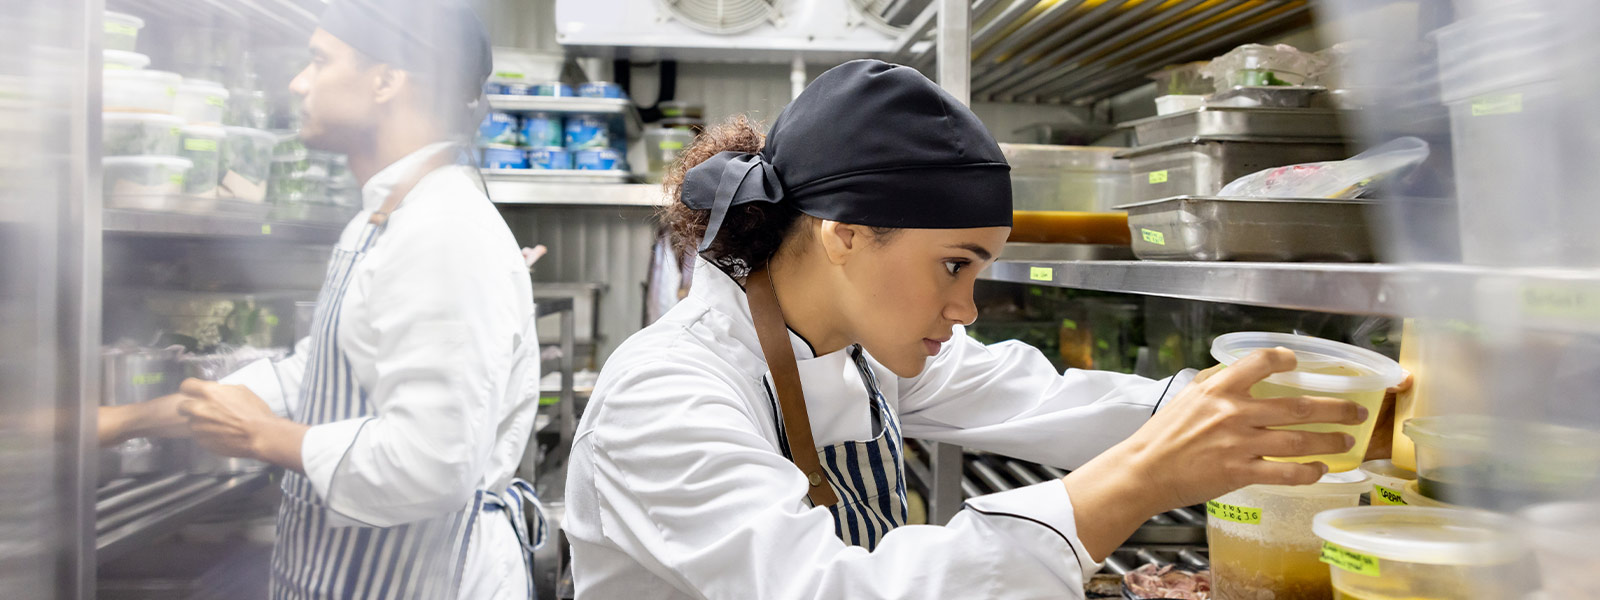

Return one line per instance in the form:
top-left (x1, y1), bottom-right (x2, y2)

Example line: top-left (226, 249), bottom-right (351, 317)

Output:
top-left (177, 378), bottom-right (308, 471)
top-left (1063, 348), bottom-right (1367, 561)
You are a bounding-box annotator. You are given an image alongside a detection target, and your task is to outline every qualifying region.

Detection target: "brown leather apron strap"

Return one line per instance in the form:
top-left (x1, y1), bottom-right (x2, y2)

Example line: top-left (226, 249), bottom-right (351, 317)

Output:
top-left (367, 147), bottom-right (465, 227)
top-left (746, 268), bottom-right (840, 507)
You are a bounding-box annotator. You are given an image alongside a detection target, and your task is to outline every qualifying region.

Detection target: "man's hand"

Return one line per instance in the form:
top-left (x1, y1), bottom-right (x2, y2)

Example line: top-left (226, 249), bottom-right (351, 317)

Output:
top-left (177, 378), bottom-right (307, 471)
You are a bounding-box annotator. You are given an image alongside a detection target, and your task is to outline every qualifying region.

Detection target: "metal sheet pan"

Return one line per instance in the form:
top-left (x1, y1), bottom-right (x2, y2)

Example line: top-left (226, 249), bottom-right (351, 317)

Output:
top-left (1116, 195), bottom-right (1377, 262)
top-left (1120, 107), bottom-right (1348, 147)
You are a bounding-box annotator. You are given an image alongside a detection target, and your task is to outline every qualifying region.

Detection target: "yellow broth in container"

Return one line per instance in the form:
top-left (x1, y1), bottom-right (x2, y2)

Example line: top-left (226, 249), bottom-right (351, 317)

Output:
top-left (1312, 507), bottom-right (1532, 600)
top-left (1211, 332), bottom-right (1405, 473)
top-left (1207, 470), bottom-right (1368, 599)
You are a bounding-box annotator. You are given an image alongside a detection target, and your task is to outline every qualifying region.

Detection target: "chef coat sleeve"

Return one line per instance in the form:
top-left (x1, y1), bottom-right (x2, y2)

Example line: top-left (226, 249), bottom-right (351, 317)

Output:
top-left (220, 335), bottom-right (312, 419)
top-left (895, 325), bottom-right (1196, 470)
top-left (578, 361), bottom-right (1098, 599)
top-left (296, 212), bottom-right (520, 528)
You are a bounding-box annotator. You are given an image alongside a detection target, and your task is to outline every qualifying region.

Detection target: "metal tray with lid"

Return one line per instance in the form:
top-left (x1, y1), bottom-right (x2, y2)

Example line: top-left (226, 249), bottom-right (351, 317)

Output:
top-left (1116, 195), bottom-right (1377, 262)
top-left (1121, 107), bottom-right (1349, 147)
top-left (1117, 137), bottom-right (1352, 203)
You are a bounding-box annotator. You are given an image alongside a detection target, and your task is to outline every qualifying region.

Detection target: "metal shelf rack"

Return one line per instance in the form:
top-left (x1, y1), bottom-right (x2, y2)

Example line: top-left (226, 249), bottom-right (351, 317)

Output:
top-left (486, 95), bottom-right (644, 138)
top-left (95, 472), bottom-right (275, 565)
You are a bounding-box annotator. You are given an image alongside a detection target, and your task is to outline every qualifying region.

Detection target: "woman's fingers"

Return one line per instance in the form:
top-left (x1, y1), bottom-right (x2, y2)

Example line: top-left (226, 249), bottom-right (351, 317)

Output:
top-left (1239, 459), bottom-right (1328, 487)
top-left (1206, 348), bottom-right (1297, 394)
top-left (1252, 429), bottom-right (1354, 459)
top-left (1248, 395), bottom-right (1367, 427)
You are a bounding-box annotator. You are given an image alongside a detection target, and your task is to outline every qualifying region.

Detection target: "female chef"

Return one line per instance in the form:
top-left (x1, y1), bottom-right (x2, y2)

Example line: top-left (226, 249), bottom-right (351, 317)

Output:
top-left (563, 60), bottom-right (1369, 598)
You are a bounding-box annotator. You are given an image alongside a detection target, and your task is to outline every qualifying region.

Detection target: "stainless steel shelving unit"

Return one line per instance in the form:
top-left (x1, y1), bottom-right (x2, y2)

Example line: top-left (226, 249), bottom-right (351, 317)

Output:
top-left (982, 259), bottom-right (1600, 333)
top-left (95, 472), bottom-right (275, 565)
top-left (487, 95), bottom-right (644, 138)
top-left (897, 0), bottom-right (1314, 104)
top-left (103, 209), bottom-right (345, 243)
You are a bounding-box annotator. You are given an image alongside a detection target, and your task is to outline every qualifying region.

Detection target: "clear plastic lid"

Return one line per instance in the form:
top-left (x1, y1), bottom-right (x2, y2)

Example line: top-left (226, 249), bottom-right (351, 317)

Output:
top-left (103, 156), bottom-right (193, 169)
top-left (1403, 415), bottom-right (1600, 455)
top-left (178, 79), bottom-right (230, 97)
top-left (1359, 459), bottom-right (1418, 482)
top-left (223, 126), bottom-right (279, 145)
top-left (102, 112), bottom-right (183, 126)
top-left (181, 124), bottom-right (225, 139)
top-left (103, 50), bottom-right (150, 70)
top-left (1313, 506), bottom-right (1526, 566)
top-left (1210, 332), bottom-right (1404, 393)
top-left (1249, 468), bottom-right (1369, 497)
top-left (104, 11), bottom-right (145, 30)
top-left (104, 69), bottom-right (182, 86)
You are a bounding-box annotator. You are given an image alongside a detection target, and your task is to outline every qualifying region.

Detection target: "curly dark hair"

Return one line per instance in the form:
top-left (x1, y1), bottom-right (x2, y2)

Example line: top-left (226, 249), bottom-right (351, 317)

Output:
top-left (660, 115), bottom-right (897, 278)
top-left (660, 116), bottom-right (803, 278)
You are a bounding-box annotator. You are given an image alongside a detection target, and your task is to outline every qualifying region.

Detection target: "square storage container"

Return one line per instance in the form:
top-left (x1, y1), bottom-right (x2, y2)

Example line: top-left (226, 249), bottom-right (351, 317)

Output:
top-left (1118, 137), bottom-right (1351, 203)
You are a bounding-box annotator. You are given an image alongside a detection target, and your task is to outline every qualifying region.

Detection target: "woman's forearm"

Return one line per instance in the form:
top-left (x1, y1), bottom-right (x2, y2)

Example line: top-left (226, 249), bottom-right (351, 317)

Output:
top-left (98, 394), bottom-right (192, 446)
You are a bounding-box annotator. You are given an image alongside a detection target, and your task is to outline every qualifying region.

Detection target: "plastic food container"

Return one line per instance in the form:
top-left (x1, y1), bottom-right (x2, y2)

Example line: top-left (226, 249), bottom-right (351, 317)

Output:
top-left (103, 12), bottom-right (145, 52)
top-left (1359, 459), bottom-right (1416, 507)
top-left (644, 126), bottom-right (697, 178)
top-left (575, 148), bottom-right (624, 171)
top-left (1313, 507), bottom-right (1531, 599)
top-left (1207, 470), bottom-right (1367, 599)
top-left (520, 112), bottom-right (563, 148)
top-left (1402, 416), bottom-right (1600, 511)
top-left (565, 114), bottom-right (611, 149)
top-left (1522, 501), bottom-right (1600, 598)
top-left (179, 125), bottom-right (224, 198)
top-left (220, 127), bottom-right (275, 202)
top-left (103, 69), bottom-right (181, 113)
top-left (103, 156), bottom-right (192, 197)
top-left (173, 80), bottom-right (230, 125)
top-left (479, 111), bottom-right (520, 146)
top-left (102, 112), bottom-right (182, 156)
top-left (578, 81), bottom-right (625, 99)
top-left (1003, 144), bottom-right (1128, 212)
top-left (1211, 332), bottom-right (1404, 473)
top-left (481, 144), bottom-right (528, 169)
top-left (527, 147), bottom-right (572, 170)
top-left (103, 50), bottom-right (150, 71)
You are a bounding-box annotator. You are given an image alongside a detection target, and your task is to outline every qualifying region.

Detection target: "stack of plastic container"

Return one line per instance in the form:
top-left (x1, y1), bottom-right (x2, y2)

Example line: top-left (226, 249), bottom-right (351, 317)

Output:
top-left (476, 75), bottom-right (631, 174)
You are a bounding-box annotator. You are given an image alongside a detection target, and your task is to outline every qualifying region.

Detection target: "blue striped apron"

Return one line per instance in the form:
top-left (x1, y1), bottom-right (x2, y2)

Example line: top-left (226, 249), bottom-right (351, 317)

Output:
top-left (269, 158), bottom-right (547, 600)
top-left (768, 346), bottom-right (910, 550)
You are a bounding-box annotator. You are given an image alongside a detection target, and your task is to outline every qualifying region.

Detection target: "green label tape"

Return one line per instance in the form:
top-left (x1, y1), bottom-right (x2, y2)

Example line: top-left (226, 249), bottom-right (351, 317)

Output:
top-left (1374, 484), bottom-right (1407, 506)
top-left (1521, 282), bottom-right (1600, 323)
top-left (1029, 266), bottom-right (1053, 281)
top-left (1206, 500), bottom-right (1261, 525)
top-left (659, 140), bottom-right (685, 150)
top-left (170, 127), bottom-right (182, 137)
top-left (1141, 228), bottom-right (1166, 246)
top-left (167, 173), bottom-right (184, 186)
top-left (539, 396), bottom-right (560, 406)
top-left (1148, 170), bottom-right (1169, 184)
top-left (105, 22), bottom-right (138, 36)
top-left (167, 86), bottom-right (177, 97)
top-left (205, 95), bottom-right (226, 107)
top-left (1472, 93), bottom-right (1523, 116)
top-left (663, 109), bottom-right (684, 117)
top-left (494, 71), bottom-right (525, 80)
top-left (1322, 542), bottom-right (1381, 577)
top-left (261, 224), bottom-right (272, 235)
top-left (1061, 318), bottom-right (1078, 330)
top-left (184, 138), bottom-right (218, 152)
top-left (131, 372), bottom-right (164, 386)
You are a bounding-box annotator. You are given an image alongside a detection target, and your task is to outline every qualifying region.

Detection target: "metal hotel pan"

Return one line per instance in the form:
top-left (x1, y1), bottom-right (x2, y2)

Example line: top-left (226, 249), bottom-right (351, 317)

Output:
top-left (1121, 106), bottom-right (1348, 147)
top-left (1116, 195), bottom-right (1378, 262)
top-left (1117, 137), bottom-right (1353, 203)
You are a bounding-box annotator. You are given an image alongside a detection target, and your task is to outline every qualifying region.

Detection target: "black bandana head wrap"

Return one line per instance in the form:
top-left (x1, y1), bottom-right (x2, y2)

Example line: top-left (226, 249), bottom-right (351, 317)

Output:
top-left (682, 59), bottom-right (1013, 253)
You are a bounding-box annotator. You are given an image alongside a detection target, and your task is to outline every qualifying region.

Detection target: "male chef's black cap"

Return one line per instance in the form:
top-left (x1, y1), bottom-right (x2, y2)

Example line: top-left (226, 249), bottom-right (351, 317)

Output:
top-left (318, 0), bottom-right (492, 106)
top-left (682, 60), bottom-right (1013, 252)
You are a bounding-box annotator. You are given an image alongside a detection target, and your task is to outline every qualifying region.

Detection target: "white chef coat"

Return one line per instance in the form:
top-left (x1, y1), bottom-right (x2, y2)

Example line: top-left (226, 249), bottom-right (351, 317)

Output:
top-left (565, 258), bottom-right (1196, 599)
top-left (223, 142), bottom-right (539, 599)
